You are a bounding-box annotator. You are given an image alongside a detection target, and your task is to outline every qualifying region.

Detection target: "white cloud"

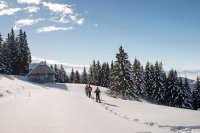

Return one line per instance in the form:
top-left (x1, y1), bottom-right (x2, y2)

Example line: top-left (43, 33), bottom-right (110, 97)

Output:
top-left (24, 6), bottom-right (40, 13)
top-left (76, 18), bottom-right (85, 25)
top-left (36, 26), bottom-right (73, 33)
top-left (0, 8), bottom-right (21, 16)
top-left (49, 16), bottom-right (69, 24)
top-left (43, 2), bottom-right (84, 25)
top-left (0, 0), bottom-right (8, 10)
top-left (43, 2), bottom-right (73, 15)
top-left (14, 18), bottom-right (44, 31)
top-left (17, 0), bottom-right (42, 5)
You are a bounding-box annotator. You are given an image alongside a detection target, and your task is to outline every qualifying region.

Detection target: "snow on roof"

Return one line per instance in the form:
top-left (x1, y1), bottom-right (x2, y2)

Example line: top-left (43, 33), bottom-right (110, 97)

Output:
top-left (29, 61), bottom-right (47, 70)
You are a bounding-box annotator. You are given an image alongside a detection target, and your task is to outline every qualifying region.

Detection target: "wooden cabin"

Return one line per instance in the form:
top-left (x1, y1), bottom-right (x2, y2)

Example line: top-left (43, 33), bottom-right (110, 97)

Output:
top-left (27, 61), bottom-right (55, 83)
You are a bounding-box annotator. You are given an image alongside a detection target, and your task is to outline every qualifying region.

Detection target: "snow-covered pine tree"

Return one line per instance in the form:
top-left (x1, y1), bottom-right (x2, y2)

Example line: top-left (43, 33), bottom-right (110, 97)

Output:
top-left (100, 63), bottom-right (108, 87)
top-left (2, 33), bottom-right (12, 74)
top-left (110, 46), bottom-right (139, 100)
top-left (81, 67), bottom-right (88, 84)
top-left (96, 60), bottom-right (102, 86)
top-left (192, 76), bottom-right (200, 110)
top-left (110, 60), bottom-right (114, 71)
top-left (17, 30), bottom-right (31, 74)
top-left (151, 62), bottom-right (166, 104)
top-left (88, 60), bottom-right (98, 85)
top-left (59, 65), bottom-right (67, 83)
top-left (132, 58), bottom-right (145, 97)
top-left (176, 77), bottom-right (185, 108)
top-left (7, 29), bottom-right (21, 75)
top-left (54, 64), bottom-right (59, 82)
top-left (166, 69), bottom-right (182, 107)
top-left (69, 68), bottom-right (75, 83)
top-left (75, 70), bottom-right (80, 83)
top-left (102, 63), bottom-right (110, 87)
top-left (181, 77), bottom-right (193, 109)
top-left (0, 33), bottom-right (4, 72)
top-left (144, 62), bottom-right (154, 100)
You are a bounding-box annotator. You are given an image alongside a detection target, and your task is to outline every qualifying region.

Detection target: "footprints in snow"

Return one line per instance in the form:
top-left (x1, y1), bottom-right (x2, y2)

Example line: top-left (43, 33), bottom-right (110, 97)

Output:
top-left (99, 100), bottom-right (197, 133)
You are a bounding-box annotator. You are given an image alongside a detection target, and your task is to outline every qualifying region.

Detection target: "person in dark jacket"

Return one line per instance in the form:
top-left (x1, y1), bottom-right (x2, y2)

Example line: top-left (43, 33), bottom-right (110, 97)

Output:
top-left (94, 87), bottom-right (101, 103)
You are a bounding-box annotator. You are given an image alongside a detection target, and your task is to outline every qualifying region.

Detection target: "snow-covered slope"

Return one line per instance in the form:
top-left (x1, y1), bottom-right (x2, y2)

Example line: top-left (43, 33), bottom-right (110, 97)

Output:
top-left (0, 74), bottom-right (200, 133)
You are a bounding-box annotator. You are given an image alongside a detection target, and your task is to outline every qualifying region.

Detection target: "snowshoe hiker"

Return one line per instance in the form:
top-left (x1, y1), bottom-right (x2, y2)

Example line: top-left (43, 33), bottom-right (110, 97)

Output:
top-left (88, 84), bottom-right (92, 98)
top-left (94, 87), bottom-right (101, 103)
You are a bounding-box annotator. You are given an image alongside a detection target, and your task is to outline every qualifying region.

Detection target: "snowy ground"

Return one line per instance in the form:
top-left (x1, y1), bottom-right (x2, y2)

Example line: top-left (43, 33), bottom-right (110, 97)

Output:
top-left (0, 74), bottom-right (200, 133)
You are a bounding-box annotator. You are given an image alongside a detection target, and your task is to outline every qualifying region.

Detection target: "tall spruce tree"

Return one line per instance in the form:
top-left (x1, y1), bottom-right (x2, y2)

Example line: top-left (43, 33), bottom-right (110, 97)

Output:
top-left (3, 33), bottom-right (12, 74)
top-left (144, 62), bottom-right (154, 100)
top-left (132, 58), bottom-right (145, 97)
top-left (54, 64), bottom-right (59, 82)
top-left (151, 62), bottom-right (166, 104)
top-left (166, 69), bottom-right (182, 107)
top-left (70, 68), bottom-right (76, 83)
top-left (7, 29), bottom-right (21, 74)
top-left (0, 33), bottom-right (4, 72)
top-left (89, 60), bottom-right (97, 85)
top-left (110, 46), bottom-right (139, 100)
top-left (60, 65), bottom-right (67, 83)
top-left (181, 77), bottom-right (193, 109)
top-left (17, 30), bottom-right (31, 74)
top-left (192, 77), bottom-right (200, 110)
top-left (81, 67), bottom-right (88, 84)
top-left (101, 63), bottom-right (110, 87)
top-left (96, 61), bottom-right (102, 86)
top-left (75, 70), bottom-right (80, 83)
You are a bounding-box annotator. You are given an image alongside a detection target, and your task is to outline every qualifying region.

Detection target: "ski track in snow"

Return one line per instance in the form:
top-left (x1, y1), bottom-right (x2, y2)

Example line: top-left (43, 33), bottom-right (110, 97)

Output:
top-left (88, 96), bottom-right (200, 133)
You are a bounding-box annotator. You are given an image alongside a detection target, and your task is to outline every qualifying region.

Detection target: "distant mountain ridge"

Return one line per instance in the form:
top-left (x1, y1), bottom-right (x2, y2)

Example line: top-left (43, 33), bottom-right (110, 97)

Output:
top-left (177, 69), bottom-right (200, 80)
top-left (31, 56), bottom-right (89, 74)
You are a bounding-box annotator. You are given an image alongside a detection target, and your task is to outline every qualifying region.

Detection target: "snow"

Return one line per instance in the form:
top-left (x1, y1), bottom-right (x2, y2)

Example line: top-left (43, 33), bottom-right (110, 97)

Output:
top-left (0, 74), bottom-right (200, 133)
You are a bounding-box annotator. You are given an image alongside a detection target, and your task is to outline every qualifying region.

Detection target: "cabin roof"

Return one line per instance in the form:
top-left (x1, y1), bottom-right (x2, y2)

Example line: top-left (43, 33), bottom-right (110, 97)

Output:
top-left (27, 61), bottom-right (55, 76)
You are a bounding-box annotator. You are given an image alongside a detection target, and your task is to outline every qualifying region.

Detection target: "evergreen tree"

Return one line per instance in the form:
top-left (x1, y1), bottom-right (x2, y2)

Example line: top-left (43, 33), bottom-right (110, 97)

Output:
top-left (166, 69), bottom-right (182, 107)
top-left (0, 29), bottom-right (31, 75)
top-left (70, 68), bottom-right (75, 83)
top-left (110, 46), bottom-right (139, 100)
top-left (65, 74), bottom-right (69, 83)
top-left (96, 60), bottom-right (102, 86)
top-left (151, 62), bottom-right (166, 104)
top-left (2, 34), bottom-right (12, 74)
top-left (59, 65), bottom-right (67, 83)
top-left (81, 67), bottom-right (88, 84)
top-left (192, 77), bottom-right (200, 110)
top-left (144, 62), bottom-right (154, 100)
top-left (89, 60), bottom-right (97, 85)
top-left (132, 58), bottom-right (145, 97)
top-left (54, 64), bottom-right (59, 82)
top-left (110, 60), bottom-right (114, 71)
top-left (181, 77), bottom-right (193, 109)
top-left (0, 33), bottom-right (4, 72)
top-left (50, 65), bottom-right (53, 70)
top-left (17, 30), bottom-right (31, 74)
top-left (7, 29), bottom-right (20, 74)
top-left (75, 70), bottom-right (80, 83)
top-left (102, 63), bottom-right (110, 87)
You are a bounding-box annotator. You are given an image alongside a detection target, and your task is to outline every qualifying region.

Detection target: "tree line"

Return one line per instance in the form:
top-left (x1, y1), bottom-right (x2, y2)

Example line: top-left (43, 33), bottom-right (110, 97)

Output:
top-left (69, 46), bottom-right (200, 110)
top-left (0, 29), bottom-right (31, 75)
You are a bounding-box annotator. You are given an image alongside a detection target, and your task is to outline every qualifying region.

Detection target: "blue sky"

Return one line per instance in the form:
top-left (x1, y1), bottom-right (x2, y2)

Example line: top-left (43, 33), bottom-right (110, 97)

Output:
top-left (0, 0), bottom-right (200, 70)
